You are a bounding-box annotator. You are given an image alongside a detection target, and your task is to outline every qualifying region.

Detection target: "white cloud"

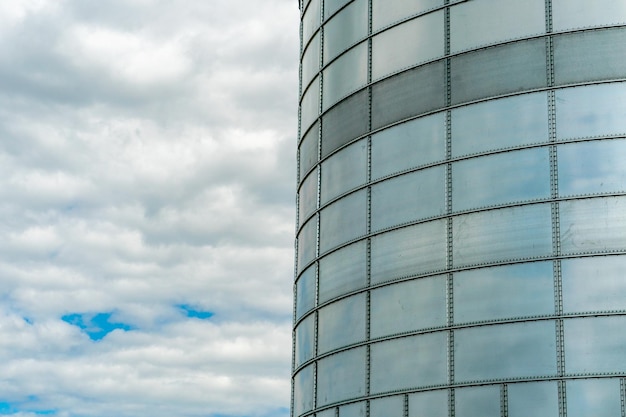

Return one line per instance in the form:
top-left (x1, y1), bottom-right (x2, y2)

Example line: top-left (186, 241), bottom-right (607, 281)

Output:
top-left (58, 25), bottom-right (191, 85)
top-left (0, 0), bottom-right (51, 28)
top-left (0, 0), bottom-right (300, 415)
top-left (0, 314), bottom-right (291, 416)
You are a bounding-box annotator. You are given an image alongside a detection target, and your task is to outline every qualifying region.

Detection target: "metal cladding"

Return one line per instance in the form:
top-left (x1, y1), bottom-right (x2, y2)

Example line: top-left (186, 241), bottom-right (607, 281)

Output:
top-left (294, 1), bottom-right (626, 416)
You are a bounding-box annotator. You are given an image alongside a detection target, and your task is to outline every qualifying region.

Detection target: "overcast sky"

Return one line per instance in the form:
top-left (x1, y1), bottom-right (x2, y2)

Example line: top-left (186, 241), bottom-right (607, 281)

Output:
top-left (0, 1), bottom-right (299, 416)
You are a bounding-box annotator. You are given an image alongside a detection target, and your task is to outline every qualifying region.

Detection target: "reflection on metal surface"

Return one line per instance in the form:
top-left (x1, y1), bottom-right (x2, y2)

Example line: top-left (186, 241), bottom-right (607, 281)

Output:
top-left (370, 274), bottom-right (446, 338)
top-left (370, 332), bottom-right (448, 393)
top-left (566, 378), bottom-right (622, 417)
top-left (453, 262), bottom-right (554, 323)
top-left (508, 382), bottom-right (559, 417)
top-left (454, 385), bottom-right (501, 417)
top-left (372, 10), bottom-right (444, 80)
top-left (320, 138), bottom-right (367, 204)
top-left (450, 0), bottom-right (545, 53)
top-left (371, 112), bottom-right (446, 179)
top-left (451, 92), bottom-right (549, 157)
top-left (316, 347), bottom-right (366, 407)
top-left (371, 165), bottom-right (446, 230)
top-left (319, 240), bottom-right (367, 303)
top-left (317, 293), bottom-right (366, 354)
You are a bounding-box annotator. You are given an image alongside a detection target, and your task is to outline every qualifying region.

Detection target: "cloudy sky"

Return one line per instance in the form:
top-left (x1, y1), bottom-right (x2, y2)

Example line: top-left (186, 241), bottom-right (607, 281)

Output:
top-left (0, 1), bottom-right (299, 416)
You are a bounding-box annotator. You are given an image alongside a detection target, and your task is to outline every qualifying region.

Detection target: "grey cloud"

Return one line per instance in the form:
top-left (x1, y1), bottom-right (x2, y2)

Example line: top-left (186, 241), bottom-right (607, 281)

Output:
top-left (0, 0), bottom-right (299, 415)
top-left (0, 0), bottom-right (299, 128)
top-left (0, 315), bottom-right (291, 416)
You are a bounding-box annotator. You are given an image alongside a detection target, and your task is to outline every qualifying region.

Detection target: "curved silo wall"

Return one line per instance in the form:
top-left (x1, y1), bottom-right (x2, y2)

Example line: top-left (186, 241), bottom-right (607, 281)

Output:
top-left (294, 1), bottom-right (626, 416)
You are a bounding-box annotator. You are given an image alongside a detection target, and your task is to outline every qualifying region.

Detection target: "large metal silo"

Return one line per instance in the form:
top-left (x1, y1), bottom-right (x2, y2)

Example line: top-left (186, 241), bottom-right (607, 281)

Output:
top-left (294, 1), bottom-right (626, 416)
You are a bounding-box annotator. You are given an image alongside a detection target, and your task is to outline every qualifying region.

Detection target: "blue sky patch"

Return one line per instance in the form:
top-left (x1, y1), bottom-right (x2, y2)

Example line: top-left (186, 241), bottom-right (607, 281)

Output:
top-left (61, 312), bottom-right (131, 341)
top-left (0, 397), bottom-right (56, 416)
top-left (262, 407), bottom-right (289, 417)
top-left (178, 304), bottom-right (214, 320)
top-left (210, 408), bottom-right (289, 417)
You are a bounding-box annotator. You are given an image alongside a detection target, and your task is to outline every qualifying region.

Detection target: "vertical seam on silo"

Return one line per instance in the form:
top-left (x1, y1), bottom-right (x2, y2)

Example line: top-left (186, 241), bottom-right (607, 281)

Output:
top-left (312, 337), bottom-right (318, 413)
top-left (546, 3), bottom-right (566, 414)
top-left (313, 174), bottom-right (320, 411)
top-left (554, 261), bottom-right (565, 378)
top-left (445, 2), bottom-right (453, 273)
top-left (500, 384), bottom-right (508, 417)
top-left (404, 393), bottom-right (409, 417)
top-left (558, 380), bottom-right (567, 417)
top-left (314, 2), bottom-right (323, 411)
top-left (291, 268), bottom-right (298, 414)
top-left (297, 53), bottom-right (303, 184)
top-left (292, 296), bottom-right (297, 411)
top-left (365, 0), bottom-right (373, 403)
top-left (293, 4), bottom-right (306, 416)
top-left (365, 0), bottom-right (372, 291)
top-left (311, 284), bottom-right (318, 402)
top-left (366, 273), bottom-right (371, 400)
top-left (619, 378), bottom-right (626, 417)
top-left (444, 4), bottom-right (454, 416)
top-left (449, 388), bottom-right (456, 417)
top-left (316, 0), bottom-right (323, 276)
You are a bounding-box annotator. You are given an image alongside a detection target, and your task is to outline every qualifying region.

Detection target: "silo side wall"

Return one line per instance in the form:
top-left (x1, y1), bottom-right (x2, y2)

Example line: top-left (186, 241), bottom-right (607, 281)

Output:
top-left (294, 1), bottom-right (626, 416)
